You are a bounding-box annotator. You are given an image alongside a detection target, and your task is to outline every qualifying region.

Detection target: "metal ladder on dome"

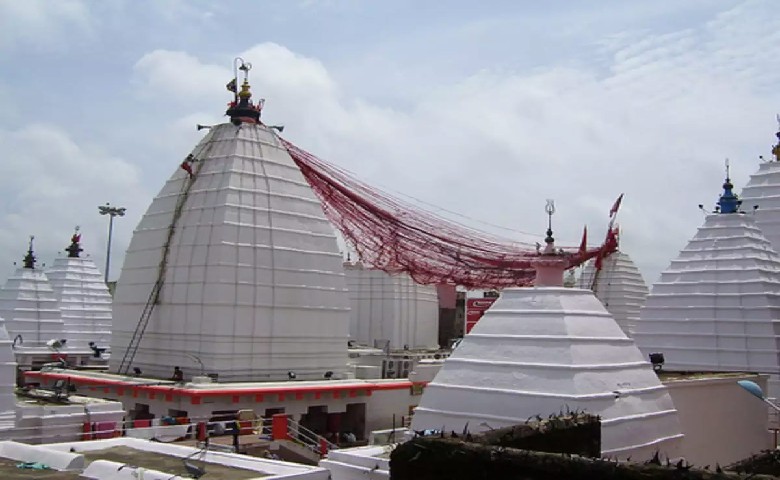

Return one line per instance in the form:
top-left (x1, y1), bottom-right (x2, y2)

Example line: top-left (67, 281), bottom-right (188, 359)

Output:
top-left (117, 142), bottom-right (214, 375)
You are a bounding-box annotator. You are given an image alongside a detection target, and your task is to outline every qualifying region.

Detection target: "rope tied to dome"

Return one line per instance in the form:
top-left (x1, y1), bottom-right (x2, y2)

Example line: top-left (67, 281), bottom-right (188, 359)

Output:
top-left (281, 138), bottom-right (618, 289)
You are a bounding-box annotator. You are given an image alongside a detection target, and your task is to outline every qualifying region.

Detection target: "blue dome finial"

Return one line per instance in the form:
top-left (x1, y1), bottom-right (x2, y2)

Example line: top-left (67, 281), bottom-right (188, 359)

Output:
top-left (717, 159), bottom-right (741, 214)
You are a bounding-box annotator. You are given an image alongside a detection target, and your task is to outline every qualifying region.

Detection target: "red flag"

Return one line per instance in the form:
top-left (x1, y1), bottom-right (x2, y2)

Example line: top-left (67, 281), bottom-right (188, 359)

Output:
top-left (609, 193), bottom-right (624, 217)
top-left (578, 226), bottom-right (587, 254)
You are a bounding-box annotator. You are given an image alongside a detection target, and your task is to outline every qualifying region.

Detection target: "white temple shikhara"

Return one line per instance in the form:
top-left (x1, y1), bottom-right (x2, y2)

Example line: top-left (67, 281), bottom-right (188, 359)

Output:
top-left (411, 203), bottom-right (683, 460)
top-left (739, 121), bottom-right (780, 253)
top-left (343, 261), bottom-right (439, 350)
top-left (46, 229), bottom-right (112, 350)
top-left (578, 250), bottom-right (649, 336)
top-left (110, 60), bottom-right (351, 381)
top-left (633, 165), bottom-right (780, 396)
top-left (0, 238), bottom-right (65, 348)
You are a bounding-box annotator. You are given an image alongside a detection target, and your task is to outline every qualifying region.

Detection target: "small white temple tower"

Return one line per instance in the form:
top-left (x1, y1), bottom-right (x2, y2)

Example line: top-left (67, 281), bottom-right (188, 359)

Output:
top-left (634, 164), bottom-right (780, 396)
top-left (0, 238), bottom-right (65, 348)
top-left (578, 250), bottom-right (649, 336)
top-left (343, 260), bottom-right (439, 350)
top-left (46, 228), bottom-right (112, 350)
top-left (739, 119), bottom-right (780, 252)
top-left (110, 60), bottom-right (351, 381)
top-left (411, 202), bottom-right (683, 460)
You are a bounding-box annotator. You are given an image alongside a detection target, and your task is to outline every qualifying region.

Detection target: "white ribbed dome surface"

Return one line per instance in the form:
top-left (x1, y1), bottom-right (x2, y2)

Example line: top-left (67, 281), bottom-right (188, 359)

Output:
top-left (411, 286), bottom-right (683, 460)
top-left (46, 256), bottom-right (112, 349)
top-left (633, 213), bottom-right (780, 396)
top-left (0, 268), bottom-right (64, 347)
top-left (344, 263), bottom-right (439, 350)
top-left (110, 123), bottom-right (350, 381)
top-left (740, 160), bottom-right (780, 253)
top-left (578, 251), bottom-right (649, 336)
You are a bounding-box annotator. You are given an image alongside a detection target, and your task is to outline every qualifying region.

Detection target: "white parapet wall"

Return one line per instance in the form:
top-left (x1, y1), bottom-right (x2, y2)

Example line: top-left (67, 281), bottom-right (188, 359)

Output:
top-left (14, 394), bottom-right (126, 444)
top-left (48, 437), bottom-right (331, 479)
top-left (320, 444), bottom-right (392, 480)
top-left (344, 263), bottom-right (439, 350)
top-left (662, 372), bottom-right (772, 467)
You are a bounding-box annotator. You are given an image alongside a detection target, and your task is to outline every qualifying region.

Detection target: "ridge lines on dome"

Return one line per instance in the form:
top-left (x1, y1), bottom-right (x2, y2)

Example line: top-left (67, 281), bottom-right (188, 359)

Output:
top-left (466, 333), bottom-right (634, 343)
top-left (420, 382), bottom-right (667, 400)
top-left (444, 357), bottom-right (649, 370)
top-left (600, 409), bottom-right (681, 425)
top-left (485, 307), bottom-right (614, 317)
top-left (602, 433), bottom-right (686, 455)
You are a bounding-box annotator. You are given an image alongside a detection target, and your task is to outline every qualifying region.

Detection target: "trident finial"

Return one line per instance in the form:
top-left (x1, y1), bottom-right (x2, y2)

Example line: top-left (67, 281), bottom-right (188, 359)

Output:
top-left (544, 199), bottom-right (555, 246)
top-left (22, 235), bottom-right (36, 269)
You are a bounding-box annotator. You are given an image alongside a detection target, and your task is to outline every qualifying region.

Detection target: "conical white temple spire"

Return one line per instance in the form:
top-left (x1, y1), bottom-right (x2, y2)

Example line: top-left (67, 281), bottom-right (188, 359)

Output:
top-left (0, 237), bottom-right (65, 347)
top-left (411, 203), bottom-right (683, 460)
top-left (578, 251), bottom-right (649, 336)
top-left (110, 75), bottom-right (350, 380)
top-left (46, 229), bottom-right (112, 349)
top-left (739, 121), bottom-right (780, 252)
top-left (635, 167), bottom-right (780, 396)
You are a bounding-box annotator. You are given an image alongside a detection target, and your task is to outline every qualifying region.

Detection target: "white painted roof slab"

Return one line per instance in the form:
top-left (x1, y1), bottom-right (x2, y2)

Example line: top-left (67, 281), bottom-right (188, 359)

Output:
top-left (110, 122), bottom-right (350, 381)
top-left (578, 251), bottom-right (649, 336)
top-left (633, 213), bottom-right (780, 395)
top-left (411, 285), bottom-right (683, 460)
top-left (0, 268), bottom-right (64, 347)
top-left (47, 257), bottom-right (112, 349)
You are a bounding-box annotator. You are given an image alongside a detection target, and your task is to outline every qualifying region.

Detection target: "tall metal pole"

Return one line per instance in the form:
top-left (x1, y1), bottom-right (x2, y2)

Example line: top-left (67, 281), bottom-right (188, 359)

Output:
top-left (98, 203), bottom-right (126, 284)
top-left (105, 214), bottom-right (114, 284)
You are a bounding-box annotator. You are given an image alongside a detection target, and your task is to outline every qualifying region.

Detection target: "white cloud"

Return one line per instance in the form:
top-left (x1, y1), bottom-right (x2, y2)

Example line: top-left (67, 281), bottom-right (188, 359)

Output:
top-left (0, 124), bottom-right (149, 282)
top-left (0, 0), bottom-right (92, 51)
top-left (2, 1), bottom-right (776, 290)
top-left (128, 1), bottom-right (780, 285)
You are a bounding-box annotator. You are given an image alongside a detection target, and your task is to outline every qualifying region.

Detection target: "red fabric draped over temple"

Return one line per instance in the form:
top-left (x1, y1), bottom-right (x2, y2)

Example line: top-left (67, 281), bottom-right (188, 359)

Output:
top-left (281, 138), bottom-right (617, 289)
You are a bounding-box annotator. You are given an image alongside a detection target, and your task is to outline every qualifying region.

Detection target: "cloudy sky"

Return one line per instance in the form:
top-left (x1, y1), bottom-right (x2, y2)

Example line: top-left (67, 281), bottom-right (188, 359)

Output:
top-left (0, 0), bottom-right (778, 286)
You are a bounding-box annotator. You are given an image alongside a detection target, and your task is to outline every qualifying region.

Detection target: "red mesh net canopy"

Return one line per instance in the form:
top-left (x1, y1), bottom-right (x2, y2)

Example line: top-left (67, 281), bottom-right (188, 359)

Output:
top-left (282, 138), bottom-right (616, 289)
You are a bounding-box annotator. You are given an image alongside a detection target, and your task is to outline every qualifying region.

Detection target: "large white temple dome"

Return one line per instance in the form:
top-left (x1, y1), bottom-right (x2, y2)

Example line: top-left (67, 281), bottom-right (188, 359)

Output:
top-left (0, 240), bottom-right (65, 348)
top-left (411, 228), bottom-right (683, 460)
top-left (633, 172), bottom-right (780, 396)
top-left (110, 71), bottom-right (350, 381)
top-left (45, 231), bottom-right (112, 349)
top-left (578, 250), bottom-right (649, 336)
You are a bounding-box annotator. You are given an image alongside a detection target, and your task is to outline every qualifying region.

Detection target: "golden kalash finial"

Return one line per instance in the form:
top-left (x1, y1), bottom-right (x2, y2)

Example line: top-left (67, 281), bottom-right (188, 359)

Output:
top-left (237, 58), bottom-right (253, 98)
top-left (238, 79), bottom-right (252, 99)
top-left (226, 57), bottom-right (263, 125)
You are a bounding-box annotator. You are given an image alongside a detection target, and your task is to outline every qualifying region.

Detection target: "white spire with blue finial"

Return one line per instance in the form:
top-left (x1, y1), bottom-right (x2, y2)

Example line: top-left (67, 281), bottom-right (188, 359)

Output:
top-left (716, 159), bottom-right (741, 214)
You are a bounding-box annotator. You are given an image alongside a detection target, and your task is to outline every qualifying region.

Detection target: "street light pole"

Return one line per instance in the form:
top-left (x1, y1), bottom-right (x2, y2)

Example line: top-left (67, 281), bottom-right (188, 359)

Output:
top-left (738, 379), bottom-right (780, 447)
top-left (98, 203), bottom-right (126, 284)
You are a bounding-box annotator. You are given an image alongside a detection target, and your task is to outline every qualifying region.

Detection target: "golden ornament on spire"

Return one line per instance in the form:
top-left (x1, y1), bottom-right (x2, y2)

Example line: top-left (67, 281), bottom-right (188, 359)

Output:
top-left (238, 79), bottom-right (252, 98)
